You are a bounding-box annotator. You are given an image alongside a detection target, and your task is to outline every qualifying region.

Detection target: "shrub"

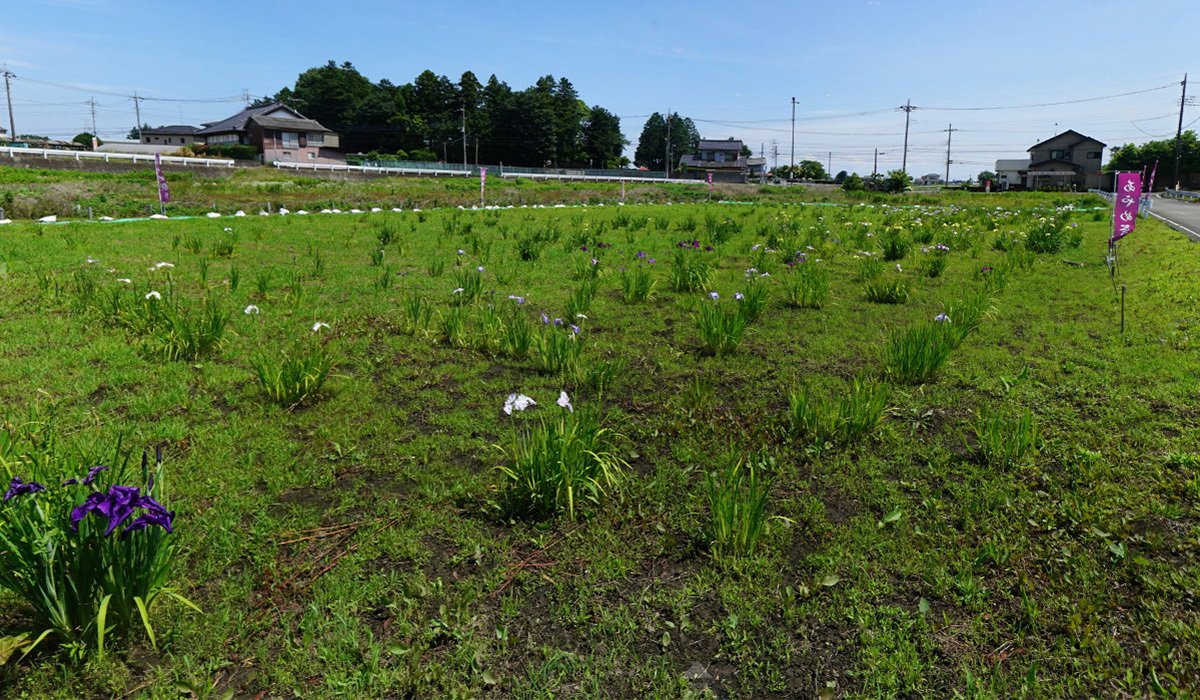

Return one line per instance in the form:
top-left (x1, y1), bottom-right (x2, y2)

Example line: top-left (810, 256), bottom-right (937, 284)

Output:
top-left (535, 326), bottom-right (582, 375)
top-left (451, 267), bottom-right (484, 305)
top-left (250, 342), bottom-right (339, 407)
top-left (973, 407), bottom-right (1040, 466)
top-left (734, 277), bottom-right (770, 323)
top-left (879, 229), bottom-right (910, 261)
top-left (497, 403), bottom-right (626, 520)
top-left (856, 254), bottom-right (885, 281)
top-left (620, 267), bottom-right (656, 303)
top-left (670, 249), bottom-right (714, 293)
top-left (500, 307), bottom-right (533, 359)
top-left (0, 442), bottom-right (192, 660)
top-left (783, 262), bottom-right (829, 309)
top-left (940, 290), bottom-right (990, 347)
top-left (399, 292), bottom-right (433, 336)
top-left (1025, 217), bottom-right (1068, 254)
top-left (563, 279), bottom-right (600, 320)
top-left (885, 322), bottom-right (955, 383)
top-left (864, 275), bottom-right (911, 304)
top-left (704, 457), bottom-right (774, 558)
top-left (786, 376), bottom-right (889, 445)
top-left (695, 298), bottom-right (747, 356)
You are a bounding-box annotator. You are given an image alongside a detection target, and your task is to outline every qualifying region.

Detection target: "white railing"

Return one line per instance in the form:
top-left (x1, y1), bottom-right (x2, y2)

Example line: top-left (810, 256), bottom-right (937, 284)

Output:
top-left (1089, 189), bottom-right (1151, 216)
top-left (0, 146), bottom-right (235, 168)
top-left (271, 160), bottom-right (696, 184)
top-left (1163, 188), bottom-right (1200, 202)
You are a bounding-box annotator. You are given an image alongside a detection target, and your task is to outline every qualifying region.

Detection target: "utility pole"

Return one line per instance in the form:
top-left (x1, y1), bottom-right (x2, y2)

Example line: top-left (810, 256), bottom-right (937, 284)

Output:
top-left (2, 65), bottom-right (15, 142)
top-left (772, 143), bottom-right (779, 175)
top-left (461, 105), bottom-right (467, 168)
top-left (133, 92), bottom-right (143, 142)
top-left (665, 109), bottom-right (671, 178)
top-left (899, 99), bottom-right (916, 173)
top-left (242, 89), bottom-right (250, 107)
top-left (873, 148), bottom-right (885, 177)
top-left (1174, 73), bottom-right (1188, 190)
top-left (88, 97), bottom-right (97, 140)
top-left (828, 151), bottom-right (832, 176)
top-left (944, 124), bottom-right (958, 184)
top-left (790, 97), bottom-right (797, 180)
top-left (760, 142), bottom-right (765, 183)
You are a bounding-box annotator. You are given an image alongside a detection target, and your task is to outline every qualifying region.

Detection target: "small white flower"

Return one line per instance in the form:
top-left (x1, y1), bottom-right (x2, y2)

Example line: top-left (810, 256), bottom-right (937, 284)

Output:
top-left (244, 305), bottom-right (260, 315)
top-left (503, 393), bottom-right (537, 415)
top-left (312, 322), bottom-right (329, 332)
top-left (934, 313), bottom-right (950, 323)
top-left (452, 287), bottom-right (465, 294)
top-left (709, 291), bottom-right (719, 300)
top-left (896, 264), bottom-right (903, 272)
top-left (457, 249), bottom-right (466, 255)
top-left (575, 313), bottom-right (587, 319)
top-left (223, 227), bottom-right (233, 232)
top-left (145, 291), bottom-right (161, 300)
top-left (86, 256), bottom-right (99, 264)
top-left (557, 391), bottom-right (574, 413)
top-left (477, 266), bottom-right (485, 272)
top-left (153, 261), bottom-right (174, 269)
top-left (735, 292), bottom-right (744, 300)
top-left (117, 278), bottom-right (132, 284)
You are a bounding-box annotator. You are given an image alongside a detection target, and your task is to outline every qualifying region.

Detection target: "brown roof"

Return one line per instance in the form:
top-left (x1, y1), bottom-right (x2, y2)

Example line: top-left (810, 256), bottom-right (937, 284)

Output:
top-left (249, 115), bottom-right (333, 133)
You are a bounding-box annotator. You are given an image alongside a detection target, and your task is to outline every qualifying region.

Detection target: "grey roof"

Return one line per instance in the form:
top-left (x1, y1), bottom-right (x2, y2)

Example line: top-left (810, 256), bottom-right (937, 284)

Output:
top-left (249, 114), bottom-right (333, 133)
top-left (1027, 130), bottom-right (1106, 151)
top-left (143, 125), bottom-right (200, 136)
top-left (995, 159), bottom-right (1030, 171)
top-left (696, 139), bottom-right (743, 151)
top-left (196, 102), bottom-right (315, 136)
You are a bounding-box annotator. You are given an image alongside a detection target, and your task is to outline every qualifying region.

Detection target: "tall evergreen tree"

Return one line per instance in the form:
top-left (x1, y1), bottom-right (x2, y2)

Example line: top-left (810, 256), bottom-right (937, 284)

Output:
top-left (583, 106), bottom-right (626, 169)
top-left (634, 112), bottom-right (698, 171)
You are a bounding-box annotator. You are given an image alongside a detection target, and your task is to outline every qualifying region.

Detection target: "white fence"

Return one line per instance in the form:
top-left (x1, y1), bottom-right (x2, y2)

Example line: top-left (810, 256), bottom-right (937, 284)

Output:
top-left (1163, 188), bottom-right (1200, 202)
top-left (0, 146), bottom-right (235, 168)
top-left (272, 160), bottom-right (697, 185)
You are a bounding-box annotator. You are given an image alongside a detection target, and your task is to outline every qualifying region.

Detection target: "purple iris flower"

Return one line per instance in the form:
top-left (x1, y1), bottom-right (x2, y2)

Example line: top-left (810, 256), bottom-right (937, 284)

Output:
top-left (580, 246), bottom-right (588, 251)
top-left (82, 465), bottom-right (108, 485)
top-left (553, 318), bottom-right (564, 326)
top-left (636, 251), bottom-right (647, 258)
top-left (70, 485), bottom-right (174, 537)
top-left (705, 246), bottom-right (714, 252)
top-left (570, 324), bottom-right (581, 334)
top-left (4, 477), bottom-right (47, 501)
top-left (981, 266), bottom-right (994, 272)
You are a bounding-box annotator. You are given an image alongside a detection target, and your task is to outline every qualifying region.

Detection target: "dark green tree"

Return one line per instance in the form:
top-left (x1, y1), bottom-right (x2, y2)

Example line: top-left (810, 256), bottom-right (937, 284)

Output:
top-left (842, 172), bottom-right (864, 191)
top-left (634, 112), bottom-right (698, 171)
top-left (885, 169), bottom-right (912, 193)
top-left (72, 132), bottom-right (100, 149)
top-left (126, 123), bottom-right (152, 140)
top-left (291, 61), bottom-right (374, 128)
top-left (977, 170), bottom-right (998, 185)
top-left (796, 160), bottom-right (828, 180)
top-left (834, 170), bottom-right (848, 184)
top-left (1108, 131), bottom-right (1200, 187)
top-left (582, 106), bottom-right (626, 169)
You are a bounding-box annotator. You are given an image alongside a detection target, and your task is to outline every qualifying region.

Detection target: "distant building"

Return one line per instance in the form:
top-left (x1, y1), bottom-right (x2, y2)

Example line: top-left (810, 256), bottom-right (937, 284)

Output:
top-left (195, 102), bottom-right (343, 163)
top-left (913, 173), bottom-right (943, 185)
top-left (678, 139), bottom-right (765, 183)
top-left (1025, 130), bottom-right (1105, 190)
top-left (141, 125), bottom-right (203, 147)
top-left (994, 159), bottom-right (1030, 189)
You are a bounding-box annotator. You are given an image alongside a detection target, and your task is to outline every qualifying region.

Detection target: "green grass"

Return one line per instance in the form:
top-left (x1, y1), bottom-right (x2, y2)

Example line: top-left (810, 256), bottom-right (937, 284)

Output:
top-left (0, 184), bottom-right (1197, 699)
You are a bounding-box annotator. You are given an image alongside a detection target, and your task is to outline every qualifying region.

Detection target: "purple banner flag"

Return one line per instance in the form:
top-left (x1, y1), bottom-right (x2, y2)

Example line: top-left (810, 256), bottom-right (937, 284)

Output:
top-left (480, 167), bottom-right (487, 205)
top-left (154, 153), bottom-right (171, 204)
top-left (1111, 172), bottom-right (1141, 244)
top-left (707, 172), bottom-right (713, 195)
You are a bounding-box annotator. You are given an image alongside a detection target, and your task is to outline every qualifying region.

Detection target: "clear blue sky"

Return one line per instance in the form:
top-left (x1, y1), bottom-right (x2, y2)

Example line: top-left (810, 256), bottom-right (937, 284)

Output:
top-left (3, 0), bottom-right (1195, 178)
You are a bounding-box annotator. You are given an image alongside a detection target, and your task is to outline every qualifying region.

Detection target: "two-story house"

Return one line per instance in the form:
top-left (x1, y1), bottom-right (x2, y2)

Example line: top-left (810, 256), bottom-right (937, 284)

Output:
top-left (678, 139), bottom-right (766, 183)
top-left (194, 102), bottom-right (343, 164)
top-left (1025, 130), bottom-right (1105, 190)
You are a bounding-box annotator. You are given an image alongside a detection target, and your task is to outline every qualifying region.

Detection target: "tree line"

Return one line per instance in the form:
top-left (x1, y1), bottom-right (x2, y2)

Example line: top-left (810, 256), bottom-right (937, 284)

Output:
top-left (254, 61), bottom-right (627, 169)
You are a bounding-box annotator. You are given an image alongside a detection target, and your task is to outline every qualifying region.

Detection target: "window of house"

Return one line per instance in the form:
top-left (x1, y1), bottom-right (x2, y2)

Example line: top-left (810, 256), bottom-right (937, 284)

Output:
top-left (1087, 151), bottom-right (1101, 159)
top-left (308, 132), bottom-right (324, 147)
top-left (1050, 149), bottom-right (1065, 159)
top-left (281, 151), bottom-right (292, 160)
top-left (308, 152), bottom-right (316, 160)
top-left (281, 132), bottom-right (299, 149)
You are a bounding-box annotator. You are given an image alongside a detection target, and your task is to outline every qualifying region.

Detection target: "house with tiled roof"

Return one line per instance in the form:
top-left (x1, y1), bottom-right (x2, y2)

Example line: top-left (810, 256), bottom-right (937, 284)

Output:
top-left (1025, 130), bottom-right (1105, 190)
top-left (195, 102), bottom-right (343, 164)
top-left (678, 139), bottom-right (766, 183)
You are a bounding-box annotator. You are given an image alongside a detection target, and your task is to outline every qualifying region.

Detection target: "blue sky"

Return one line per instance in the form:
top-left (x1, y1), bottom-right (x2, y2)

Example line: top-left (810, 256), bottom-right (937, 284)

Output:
top-left (3, 0), bottom-right (1196, 178)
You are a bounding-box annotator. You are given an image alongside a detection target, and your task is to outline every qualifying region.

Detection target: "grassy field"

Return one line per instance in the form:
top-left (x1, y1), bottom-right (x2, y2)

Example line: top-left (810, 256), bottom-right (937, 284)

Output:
top-left (1, 189), bottom-right (1198, 699)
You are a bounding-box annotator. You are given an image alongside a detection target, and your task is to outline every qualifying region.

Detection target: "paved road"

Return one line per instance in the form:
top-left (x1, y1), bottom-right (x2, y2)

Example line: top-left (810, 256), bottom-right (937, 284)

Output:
top-left (1149, 194), bottom-right (1200, 242)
